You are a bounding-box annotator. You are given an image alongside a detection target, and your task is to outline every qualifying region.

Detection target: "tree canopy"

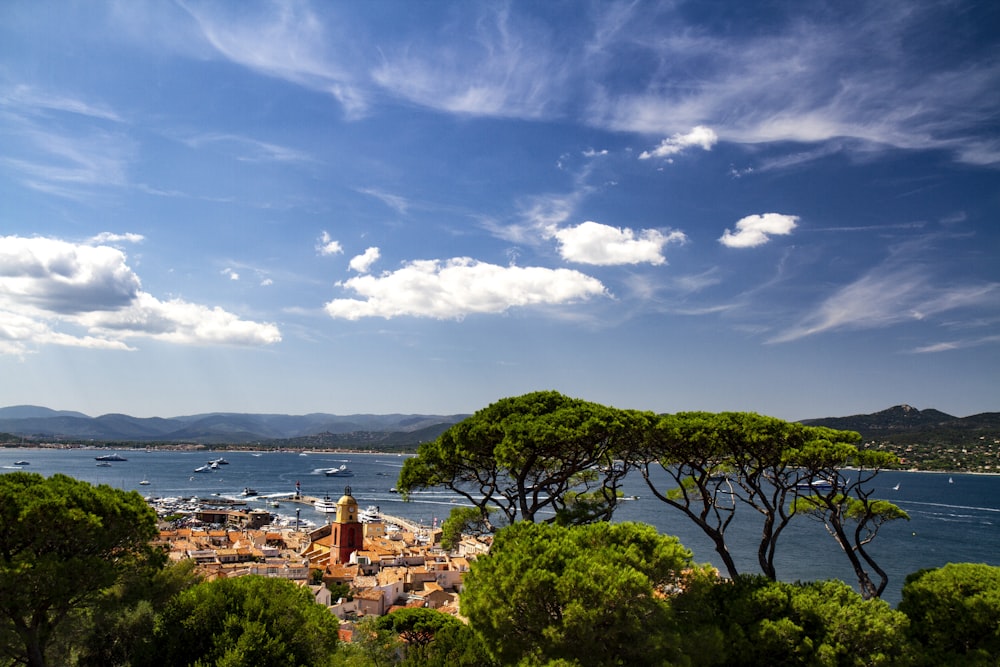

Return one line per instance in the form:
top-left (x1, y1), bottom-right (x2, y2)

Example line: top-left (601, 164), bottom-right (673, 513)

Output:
top-left (150, 575), bottom-right (340, 667)
top-left (398, 391), bottom-right (652, 528)
top-left (898, 562), bottom-right (1000, 665)
top-left (460, 521), bottom-right (698, 666)
top-left (0, 472), bottom-right (159, 667)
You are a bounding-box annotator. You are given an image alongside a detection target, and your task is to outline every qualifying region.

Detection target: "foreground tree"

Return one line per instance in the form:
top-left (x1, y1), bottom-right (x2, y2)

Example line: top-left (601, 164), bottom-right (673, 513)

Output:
top-left (640, 412), bottom-right (867, 581)
top-left (150, 575), bottom-right (340, 667)
top-left (790, 442), bottom-right (908, 598)
top-left (675, 575), bottom-right (911, 666)
top-left (899, 562), bottom-right (1000, 665)
top-left (461, 521), bottom-right (698, 666)
top-left (398, 391), bottom-right (652, 528)
top-left (0, 473), bottom-right (159, 667)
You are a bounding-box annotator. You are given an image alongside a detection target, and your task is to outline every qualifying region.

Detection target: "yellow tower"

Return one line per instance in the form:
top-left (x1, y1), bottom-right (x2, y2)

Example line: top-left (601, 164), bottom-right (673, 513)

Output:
top-left (332, 486), bottom-right (363, 564)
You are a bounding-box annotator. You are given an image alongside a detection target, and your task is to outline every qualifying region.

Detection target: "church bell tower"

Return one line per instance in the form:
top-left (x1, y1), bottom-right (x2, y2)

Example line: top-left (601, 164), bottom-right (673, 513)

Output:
top-left (332, 486), bottom-right (363, 564)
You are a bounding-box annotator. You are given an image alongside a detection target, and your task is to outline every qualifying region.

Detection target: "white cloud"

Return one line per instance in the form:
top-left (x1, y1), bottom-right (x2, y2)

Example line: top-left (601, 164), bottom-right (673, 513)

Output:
top-left (770, 256), bottom-right (999, 344)
top-left (719, 213), bottom-right (799, 248)
top-left (0, 235), bottom-right (281, 353)
top-left (554, 221), bottom-right (686, 266)
top-left (88, 232), bottom-right (144, 245)
top-left (223, 268), bottom-right (240, 281)
top-left (349, 247), bottom-right (381, 274)
top-left (325, 257), bottom-right (607, 320)
top-left (639, 126), bottom-right (718, 160)
top-left (317, 231), bottom-right (343, 256)
top-left (371, 6), bottom-right (564, 118)
top-left (180, 2), bottom-right (368, 118)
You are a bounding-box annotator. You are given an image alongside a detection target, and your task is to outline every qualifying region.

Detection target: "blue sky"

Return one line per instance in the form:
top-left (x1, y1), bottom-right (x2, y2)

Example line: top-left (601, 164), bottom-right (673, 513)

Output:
top-left (1, 1), bottom-right (998, 420)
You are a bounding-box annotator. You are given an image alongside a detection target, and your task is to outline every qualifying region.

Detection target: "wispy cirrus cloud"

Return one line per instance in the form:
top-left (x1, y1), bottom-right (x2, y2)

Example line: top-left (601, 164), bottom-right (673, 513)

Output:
top-left (770, 239), bottom-right (1000, 344)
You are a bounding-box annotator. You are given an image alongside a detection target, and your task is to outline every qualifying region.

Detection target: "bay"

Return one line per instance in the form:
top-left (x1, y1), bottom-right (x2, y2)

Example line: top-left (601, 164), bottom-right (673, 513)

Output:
top-left (4, 448), bottom-right (998, 606)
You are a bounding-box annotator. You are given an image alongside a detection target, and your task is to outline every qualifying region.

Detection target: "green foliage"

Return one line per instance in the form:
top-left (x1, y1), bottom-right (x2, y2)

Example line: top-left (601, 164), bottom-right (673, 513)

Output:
top-left (0, 472), bottom-right (159, 667)
top-left (676, 575), bottom-right (910, 666)
top-left (438, 506), bottom-right (493, 551)
top-left (399, 391), bottom-right (652, 527)
top-left (899, 562), bottom-right (1000, 665)
top-left (461, 521), bottom-right (693, 666)
top-left (150, 575), bottom-right (339, 667)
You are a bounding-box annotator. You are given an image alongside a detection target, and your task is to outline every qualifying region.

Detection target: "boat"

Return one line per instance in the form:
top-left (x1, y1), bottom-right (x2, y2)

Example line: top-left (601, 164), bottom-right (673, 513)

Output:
top-left (95, 453), bottom-right (128, 462)
top-left (796, 479), bottom-right (834, 492)
top-left (242, 487), bottom-right (258, 497)
top-left (359, 505), bottom-right (380, 523)
top-left (96, 462), bottom-right (112, 467)
top-left (949, 476), bottom-right (954, 483)
top-left (325, 464), bottom-right (353, 477)
top-left (314, 496), bottom-right (338, 513)
top-left (140, 478), bottom-right (150, 486)
top-left (209, 457), bottom-right (229, 465)
top-left (209, 461), bottom-right (219, 470)
top-left (13, 460), bottom-right (29, 466)
top-left (892, 483), bottom-right (900, 491)
top-left (193, 465), bottom-right (212, 473)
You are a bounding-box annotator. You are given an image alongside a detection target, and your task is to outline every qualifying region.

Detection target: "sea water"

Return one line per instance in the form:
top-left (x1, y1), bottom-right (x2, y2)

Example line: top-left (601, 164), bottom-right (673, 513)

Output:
top-left (3, 448), bottom-right (998, 606)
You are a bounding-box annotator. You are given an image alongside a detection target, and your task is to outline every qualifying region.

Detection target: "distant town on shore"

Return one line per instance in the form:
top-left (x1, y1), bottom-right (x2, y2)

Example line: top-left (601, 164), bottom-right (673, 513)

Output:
top-left (2, 403), bottom-right (998, 474)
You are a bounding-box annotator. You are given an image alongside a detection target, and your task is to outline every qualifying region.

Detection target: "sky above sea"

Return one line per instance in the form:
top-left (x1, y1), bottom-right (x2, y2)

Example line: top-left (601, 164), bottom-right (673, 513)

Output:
top-left (1, 1), bottom-right (998, 420)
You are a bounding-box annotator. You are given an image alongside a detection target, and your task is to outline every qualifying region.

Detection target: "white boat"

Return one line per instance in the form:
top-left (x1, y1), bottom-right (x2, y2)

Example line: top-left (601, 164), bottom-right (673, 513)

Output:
top-left (140, 478), bottom-right (150, 486)
top-left (193, 465), bottom-right (211, 473)
top-left (242, 487), bottom-right (258, 497)
top-left (325, 464), bottom-right (354, 477)
top-left (892, 483), bottom-right (900, 491)
top-left (314, 496), bottom-right (338, 513)
top-left (796, 479), bottom-right (833, 492)
top-left (95, 453), bottom-right (128, 462)
top-left (209, 457), bottom-right (229, 465)
top-left (13, 460), bottom-right (29, 466)
top-left (359, 505), bottom-right (380, 523)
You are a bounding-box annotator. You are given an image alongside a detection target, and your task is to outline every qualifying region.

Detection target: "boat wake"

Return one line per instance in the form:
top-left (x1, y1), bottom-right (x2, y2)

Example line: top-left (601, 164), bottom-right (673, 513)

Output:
top-left (899, 500), bottom-right (1000, 514)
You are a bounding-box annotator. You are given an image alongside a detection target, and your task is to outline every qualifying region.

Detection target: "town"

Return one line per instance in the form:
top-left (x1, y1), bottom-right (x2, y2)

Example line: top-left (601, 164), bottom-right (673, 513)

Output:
top-left (151, 485), bottom-right (490, 642)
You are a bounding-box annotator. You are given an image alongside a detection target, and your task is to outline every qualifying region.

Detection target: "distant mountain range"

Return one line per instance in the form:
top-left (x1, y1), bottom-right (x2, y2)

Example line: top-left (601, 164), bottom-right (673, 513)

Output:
top-left (800, 404), bottom-right (1000, 439)
top-left (0, 405), bottom-right (469, 446)
top-left (1, 404), bottom-right (996, 448)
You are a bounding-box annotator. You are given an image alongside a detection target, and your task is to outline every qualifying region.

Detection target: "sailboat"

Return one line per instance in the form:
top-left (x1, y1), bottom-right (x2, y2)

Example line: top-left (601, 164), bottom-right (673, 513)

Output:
top-left (140, 477), bottom-right (150, 486)
top-left (949, 476), bottom-right (954, 484)
top-left (892, 482), bottom-right (900, 491)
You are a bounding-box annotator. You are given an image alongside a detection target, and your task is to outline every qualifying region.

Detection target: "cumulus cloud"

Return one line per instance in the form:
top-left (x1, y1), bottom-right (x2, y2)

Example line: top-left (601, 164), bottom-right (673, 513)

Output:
top-left (719, 213), bottom-right (799, 248)
top-left (325, 257), bottom-right (607, 320)
top-left (639, 126), bottom-right (718, 160)
top-left (0, 235), bottom-right (281, 354)
top-left (317, 231), bottom-right (343, 256)
top-left (349, 247), bottom-right (380, 274)
top-left (554, 221), bottom-right (686, 265)
top-left (222, 268), bottom-right (240, 281)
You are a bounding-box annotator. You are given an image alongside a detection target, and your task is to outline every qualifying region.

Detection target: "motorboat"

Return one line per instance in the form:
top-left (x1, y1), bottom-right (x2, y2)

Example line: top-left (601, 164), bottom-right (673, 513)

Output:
top-left (242, 487), bottom-right (258, 497)
top-left (314, 496), bottom-right (338, 513)
top-left (96, 462), bottom-right (112, 467)
top-left (140, 478), bottom-right (150, 486)
top-left (209, 457), bottom-right (229, 465)
top-left (359, 505), bottom-right (380, 523)
top-left (95, 453), bottom-right (128, 462)
top-left (796, 479), bottom-right (833, 492)
top-left (13, 460), bottom-right (29, 466)
top-left (324, 464), bottom-right (354, 477)
top-left (193, 465), bottom-right (212, 473)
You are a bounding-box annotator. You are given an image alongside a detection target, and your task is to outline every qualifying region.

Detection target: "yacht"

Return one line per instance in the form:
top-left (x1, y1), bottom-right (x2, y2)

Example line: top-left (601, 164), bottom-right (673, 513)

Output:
top-left (95, 453), bottom-right (128, 462)
top-left (314, 496), bottom-right (338, 513)
top-left (140, 478), bottom-right (150, 486)
top-left (359, 505), bottom-right (380, 523)
top-left (209, 457), bottom-right (229, 465)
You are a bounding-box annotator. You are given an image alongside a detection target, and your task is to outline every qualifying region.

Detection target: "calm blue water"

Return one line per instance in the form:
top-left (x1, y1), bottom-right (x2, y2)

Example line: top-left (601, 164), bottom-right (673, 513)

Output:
top-left (4, 448), bottom-right (998, 606)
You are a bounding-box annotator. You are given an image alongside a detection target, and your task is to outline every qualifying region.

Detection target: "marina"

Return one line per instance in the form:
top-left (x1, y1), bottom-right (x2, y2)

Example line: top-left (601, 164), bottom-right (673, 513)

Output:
top-left (2, 447), bottom-right (998, 605)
